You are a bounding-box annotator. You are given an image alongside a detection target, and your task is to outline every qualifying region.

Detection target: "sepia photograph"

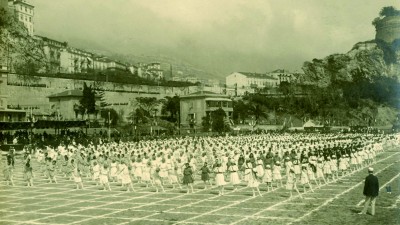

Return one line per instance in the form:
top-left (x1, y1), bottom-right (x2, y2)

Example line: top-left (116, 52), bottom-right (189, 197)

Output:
top-left (0, 0), bottom-right (399, 224)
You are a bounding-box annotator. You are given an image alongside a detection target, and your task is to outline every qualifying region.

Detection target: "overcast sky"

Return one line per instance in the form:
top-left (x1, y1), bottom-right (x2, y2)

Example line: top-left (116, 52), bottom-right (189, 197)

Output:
top-left (32, 0), bottom-right (399, 75)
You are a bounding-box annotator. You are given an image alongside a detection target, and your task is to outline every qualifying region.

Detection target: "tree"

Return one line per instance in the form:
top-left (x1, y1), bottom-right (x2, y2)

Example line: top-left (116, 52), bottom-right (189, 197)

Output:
top-left (232, 100), bottom-right (248, 124)
top-left (248, 103), bottom-right (268, 122)
top-left (96, 89), bottom-right (108, 108)
top-left (79, 82), bottom-right (96, 116)
top-left (379, 6), bottom-right (400, 17)
top-left (1, 8), bottom-right (47, 75)
top-left (212, 108), bottom-right (229, 133)
top-left (161, 95), bottom-right (180, 122)
top-left (135, 97), bottom-right (160, 116)
top-left (201, 115), bottom-right (211, 132)
top-left (100, 108), bottom-right (119, 126)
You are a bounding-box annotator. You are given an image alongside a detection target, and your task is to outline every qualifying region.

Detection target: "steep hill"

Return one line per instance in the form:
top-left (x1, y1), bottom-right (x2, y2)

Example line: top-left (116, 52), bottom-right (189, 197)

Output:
top-left (301, 7), bottom-right (400, 87)
top-left (301, 39), bottom-right (400, 87)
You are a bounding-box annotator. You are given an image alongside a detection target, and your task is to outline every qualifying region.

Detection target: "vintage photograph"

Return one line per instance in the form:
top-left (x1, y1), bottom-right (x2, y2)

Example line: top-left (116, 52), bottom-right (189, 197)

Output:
top-left (0, 0), bottom-right (399, 224)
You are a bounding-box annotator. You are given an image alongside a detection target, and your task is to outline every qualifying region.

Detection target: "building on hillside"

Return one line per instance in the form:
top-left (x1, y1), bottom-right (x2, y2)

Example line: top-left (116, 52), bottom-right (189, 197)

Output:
top-left (128, 65), bottom-right (140, 75)
top-left (268, 69), bottom-right (298, 83)
top-left (35, 36), bottom-right (68, 73)
top-left (8, 0), bottom-right (34, 36)
top-left (47, 90), bottom-right (101, 120)
top-left (146, 63), bottom-right (163, 80)
top-left (59, 47), bottom-right (93, 74)
top-left (226, 72), bottom-right (279, 90)
top-left (180, 91), bottom-right (233, 128)
top-left (135, 62), bottom-right (164, 80)
top-left (92, 57), bottom-right (110, 71)
top-left (107, 60), bottom-right (128, 72)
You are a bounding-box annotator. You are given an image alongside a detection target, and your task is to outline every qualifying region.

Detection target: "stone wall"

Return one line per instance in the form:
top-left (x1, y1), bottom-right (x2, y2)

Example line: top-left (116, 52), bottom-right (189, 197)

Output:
top-left (5, 73), bottom-right (223, 120)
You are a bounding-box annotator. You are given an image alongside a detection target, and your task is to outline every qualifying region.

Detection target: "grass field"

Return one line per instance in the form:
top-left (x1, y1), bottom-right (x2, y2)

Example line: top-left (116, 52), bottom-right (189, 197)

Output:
top-left (0, 148), bottom-right (399, 225)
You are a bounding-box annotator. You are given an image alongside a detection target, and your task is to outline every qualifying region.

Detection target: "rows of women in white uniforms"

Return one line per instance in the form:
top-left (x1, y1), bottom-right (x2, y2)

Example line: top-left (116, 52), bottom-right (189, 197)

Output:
top-left (2, 133), bottom-right (399, 199)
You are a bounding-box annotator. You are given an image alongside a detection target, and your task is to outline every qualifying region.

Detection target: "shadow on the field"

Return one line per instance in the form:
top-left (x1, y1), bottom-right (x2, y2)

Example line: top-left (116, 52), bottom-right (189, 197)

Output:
top-left (350, 208), bottom-right (361, 214)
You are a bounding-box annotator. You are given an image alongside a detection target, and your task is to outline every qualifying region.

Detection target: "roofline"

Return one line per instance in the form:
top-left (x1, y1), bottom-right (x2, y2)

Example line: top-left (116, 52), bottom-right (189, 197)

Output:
top-left (13, 0), bottom-right (34, 8)
top-left (0, 109), bottom-right (27, 113)
top-left (180, 94), bottom-right (231, 99)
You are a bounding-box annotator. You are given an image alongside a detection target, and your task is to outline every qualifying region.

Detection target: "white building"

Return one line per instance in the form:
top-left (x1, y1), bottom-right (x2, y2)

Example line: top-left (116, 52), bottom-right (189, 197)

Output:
top-left (268, 69), bottom-right (297, 83)
top-left (36, 36), bottom-right (68, 73)
top-left (9, 0), bottom-right (34, 36)
top-left (226, 72), bottom-right (279, 89)
top-left (59, 47), bottom-right (93, 74)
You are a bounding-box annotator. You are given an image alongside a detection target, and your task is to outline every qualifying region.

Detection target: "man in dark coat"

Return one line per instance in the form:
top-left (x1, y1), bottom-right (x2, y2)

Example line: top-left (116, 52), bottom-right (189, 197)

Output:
top-left (358, 167), bottom-right (379, 216)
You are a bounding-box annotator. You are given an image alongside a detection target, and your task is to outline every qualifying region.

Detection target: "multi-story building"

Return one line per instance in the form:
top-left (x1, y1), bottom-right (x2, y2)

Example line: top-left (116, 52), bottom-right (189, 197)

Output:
top-left (35, 36), bottom-right (68, 73)
top-left (146, 63), bottom-right (163, 80)
top-left (226, 72), bottom-right (279, 89)
top-left (59, 47), bottom-right (93, 74)
top-left (268, 69), bottom-right (297, 83)
top-left (180, 91), bottom-right (233, 128)
top-left (8, 0), bottom-right (34, 36)
top-left (107, 60), bottom-right (127, 72)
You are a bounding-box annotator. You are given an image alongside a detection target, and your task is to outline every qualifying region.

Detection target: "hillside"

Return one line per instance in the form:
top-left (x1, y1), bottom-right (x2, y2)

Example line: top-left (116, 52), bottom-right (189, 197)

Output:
top-left (52, 36), bottom-right (225, 82)
top-left (0, 8), bottom-right (47, 74)
top-left (301, 7), bottom-right (400, 87)
top-left (294, 8), bottom-right (400, 127)
top-left (301, 39), bottom-right (400, 87)
top-left (109, 53), bottom-right (224, 82)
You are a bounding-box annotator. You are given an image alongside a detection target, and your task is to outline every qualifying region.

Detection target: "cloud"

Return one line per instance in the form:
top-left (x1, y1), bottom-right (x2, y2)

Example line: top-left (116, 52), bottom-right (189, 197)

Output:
top-left (32, 0), bottom-right (399, 76)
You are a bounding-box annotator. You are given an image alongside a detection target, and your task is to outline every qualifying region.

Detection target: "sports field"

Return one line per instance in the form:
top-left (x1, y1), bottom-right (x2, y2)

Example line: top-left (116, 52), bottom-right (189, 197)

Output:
top-left (0, 148), bottom-right (399, 225)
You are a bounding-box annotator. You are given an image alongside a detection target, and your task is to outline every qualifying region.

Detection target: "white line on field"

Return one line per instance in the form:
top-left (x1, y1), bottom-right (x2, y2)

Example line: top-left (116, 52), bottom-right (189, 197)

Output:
top-left (287, 153), bottom-right (399, 225)
top-left (356, 171), bottom-right (400, 207)
top-left (390, 195), bottom-right (400, 208)
top-left (231, 151), bottom-right (399, 225)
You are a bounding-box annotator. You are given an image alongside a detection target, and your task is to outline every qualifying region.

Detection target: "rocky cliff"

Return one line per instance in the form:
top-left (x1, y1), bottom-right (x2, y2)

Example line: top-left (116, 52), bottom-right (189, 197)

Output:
top-left (301, 8), bottom-right (400, 87)
top-left (301, 39), bottom-right (399, 87)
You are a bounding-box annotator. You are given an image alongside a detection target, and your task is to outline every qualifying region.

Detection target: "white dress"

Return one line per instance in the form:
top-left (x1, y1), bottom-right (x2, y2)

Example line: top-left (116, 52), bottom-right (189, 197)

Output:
top-left (159, 163), bottom-right (168, 178)
top-left (134, 162), bottom-right (143, 178)
top-left (273, 165), bottom-right (282, 180)
top-left (247, 170), bottom-right (259, 188)
top-left (99, 167), bottom-right (109, 184)
top-left (92, 164), bottom-right (100, 180)
top-left (263, 169), bottom-right (272, 183)
top-left (255, 160), bottom-right (264, 178)
top-left (300, 170), bottom-right (309, 185)
top-left (109, 163), bottom-right (118, 178)
top-left (215, 167), bottom-right (226, 186)
top-left (121, 165), bottom-right (132, 185)
top-left (229, 165), bottom-right (240, 185)
top-left (141, 166), bottom-right (151, 182)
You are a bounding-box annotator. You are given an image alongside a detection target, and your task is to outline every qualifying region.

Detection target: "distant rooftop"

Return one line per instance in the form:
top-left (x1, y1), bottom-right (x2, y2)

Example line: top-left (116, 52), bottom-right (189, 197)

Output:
top-left (47, 90), bottom-right (84, 98)
top-left (238, 72), bottom-right (278, 80)
top-left (47, 89), bottom-right (100, 99)
top-left (181, 91), bottom-right (230, 99)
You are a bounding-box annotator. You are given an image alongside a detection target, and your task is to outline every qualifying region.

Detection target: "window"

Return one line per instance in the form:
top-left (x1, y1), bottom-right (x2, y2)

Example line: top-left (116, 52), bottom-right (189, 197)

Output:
top-left (29, 17), bottom-right (31, 22)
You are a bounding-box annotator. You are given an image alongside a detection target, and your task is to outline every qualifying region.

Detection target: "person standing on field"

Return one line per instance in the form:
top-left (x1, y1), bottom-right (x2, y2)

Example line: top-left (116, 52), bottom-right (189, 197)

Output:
top-left (358, 167), bottom-right (379, 216)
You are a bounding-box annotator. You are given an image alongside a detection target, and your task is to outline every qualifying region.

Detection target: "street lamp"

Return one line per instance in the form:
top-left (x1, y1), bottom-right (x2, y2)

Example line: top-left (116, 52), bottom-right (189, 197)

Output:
top-left (249, 116), bottom-right (256, 132)
top-left (108, 111), bottom-right (111, 142)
